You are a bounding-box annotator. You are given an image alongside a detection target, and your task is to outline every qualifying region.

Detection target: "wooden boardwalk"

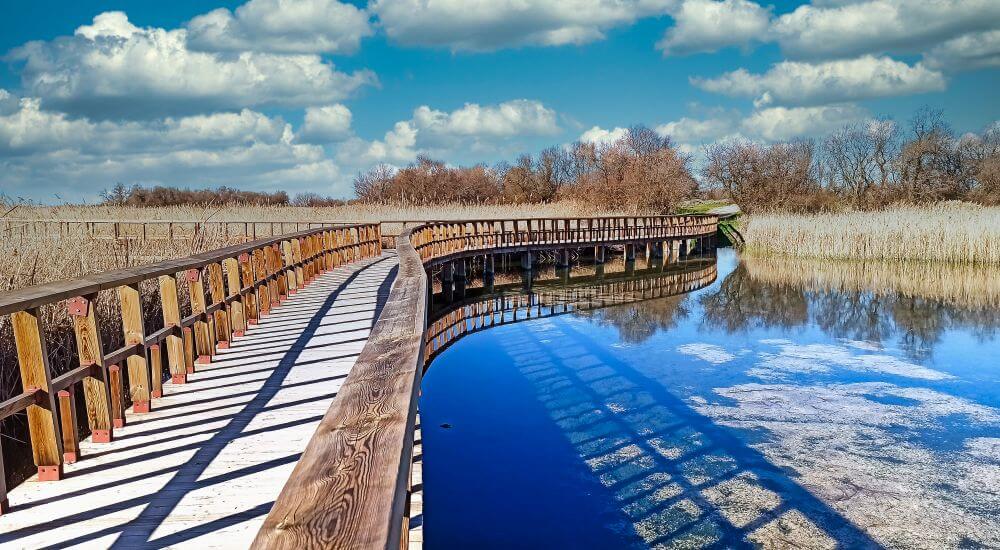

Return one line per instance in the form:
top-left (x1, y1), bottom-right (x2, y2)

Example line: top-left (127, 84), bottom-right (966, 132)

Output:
top-left (0, 253), bottom-right (398, 549)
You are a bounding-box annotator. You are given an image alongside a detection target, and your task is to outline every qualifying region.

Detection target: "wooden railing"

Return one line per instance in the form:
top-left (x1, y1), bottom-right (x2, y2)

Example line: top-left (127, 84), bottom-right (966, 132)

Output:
top-left (255, 214), bottom-right (717, 549)
top-left (425, 261), bottom-right (718, 362)
top-left (0, 223), bottom-right (382, 512)
top-left (1, 218), bottom-right (432, 250)
top-left (410, 215), bottom-right (718, 265)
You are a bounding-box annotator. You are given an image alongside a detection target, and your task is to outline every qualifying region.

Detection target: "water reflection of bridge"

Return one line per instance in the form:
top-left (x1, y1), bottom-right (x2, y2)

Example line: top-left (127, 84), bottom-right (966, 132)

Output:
top-left (425, 257), bottom-right (718, 363)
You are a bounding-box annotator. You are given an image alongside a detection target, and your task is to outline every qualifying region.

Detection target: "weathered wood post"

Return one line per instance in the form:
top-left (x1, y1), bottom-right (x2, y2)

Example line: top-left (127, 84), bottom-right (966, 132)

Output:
top-left (187, 268), bottom-right (213, 365)
top-left (224, 257), bottom-right (246, 338)
top-left (594, 245), bottom-right (606, 264)
top-left (107, 364), bottom-right (125, 428)
top-left (281, 240), bottom-right (297, 296)
top-left (57, 389), bottom-right (79, 463)
top-left (207, 263), bottom-right (231, 349)
top-left (149, 344), bottom-right (163, 398)
top-left (521, 251), bottom-right (533, 271)
top-left (118, 283), bottom-right (151, 413)
top-left (68, 295), bottom-right (114, 443)
top-left (13, 309), bottom-right (63, 480)
top-left (625, 244), bottom-right (636, 262)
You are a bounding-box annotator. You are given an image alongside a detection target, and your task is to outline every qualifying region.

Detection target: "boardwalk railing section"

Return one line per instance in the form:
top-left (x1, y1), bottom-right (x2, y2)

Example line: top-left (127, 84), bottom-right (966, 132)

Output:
top-left (255, 215), bottom-right (717, 549)
top-left (0, 223), bottom-right (381, 513)
top-left (424, 260), bottom-right (719, 362)
top-left (1, 218), bottom-right (429, 250)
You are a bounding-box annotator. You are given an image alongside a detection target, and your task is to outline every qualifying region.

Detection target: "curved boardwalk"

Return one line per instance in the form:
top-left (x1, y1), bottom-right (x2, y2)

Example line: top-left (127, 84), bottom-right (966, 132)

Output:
top-left (0, 253), bottom-right (397, 549)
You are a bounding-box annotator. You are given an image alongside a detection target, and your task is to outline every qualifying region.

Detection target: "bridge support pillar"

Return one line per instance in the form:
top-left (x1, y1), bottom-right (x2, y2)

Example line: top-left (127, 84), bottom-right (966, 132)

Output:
top-left (679, 239), bottom-right (688, 258)
top-left (625, 244), bottom-right (636, 262)
top-left (594, 245), bottom-right (605, 264)
top-left (557, 249), bottom-right (571, 268)
top-left (556, 265), bottom-right (570, 284)
top-left (454, 260), bottom-right (466, 281)
top-left (651, 241), bottom-right (663, 259)
top-left (484, 254), bottom-right (495, 289)
top-left (521, 251), bottom-right (533, 271)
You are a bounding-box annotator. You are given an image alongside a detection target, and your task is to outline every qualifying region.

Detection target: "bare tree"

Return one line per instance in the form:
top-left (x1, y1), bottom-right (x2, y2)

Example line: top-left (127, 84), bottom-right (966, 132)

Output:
top-left (353, 163), bottom-right (396, 202)
top-left (702, 139), bottom-right (817, 213)
top-left (823, 119), bottom-right (899, 208)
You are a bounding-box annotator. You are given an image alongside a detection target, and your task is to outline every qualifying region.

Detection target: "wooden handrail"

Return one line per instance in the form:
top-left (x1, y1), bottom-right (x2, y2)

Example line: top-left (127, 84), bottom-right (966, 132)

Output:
top-left (0, 222), bottom-right (383, 510)
top-left (253, 223), bottom-right (426, 549)
top-left (424, 261), bottom-right (718, 362)
top-left (255, 214), bottom-right (718, 549)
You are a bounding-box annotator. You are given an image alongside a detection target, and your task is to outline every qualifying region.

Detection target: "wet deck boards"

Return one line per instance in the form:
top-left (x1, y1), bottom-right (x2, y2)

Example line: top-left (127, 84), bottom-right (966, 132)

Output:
top-left (0, 253), bottom-right (403, 549)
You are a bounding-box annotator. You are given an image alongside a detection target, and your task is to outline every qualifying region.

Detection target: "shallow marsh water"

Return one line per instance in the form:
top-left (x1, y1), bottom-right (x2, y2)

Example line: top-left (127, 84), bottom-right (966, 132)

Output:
top-left (420, 249), bottom-right (1000, 549)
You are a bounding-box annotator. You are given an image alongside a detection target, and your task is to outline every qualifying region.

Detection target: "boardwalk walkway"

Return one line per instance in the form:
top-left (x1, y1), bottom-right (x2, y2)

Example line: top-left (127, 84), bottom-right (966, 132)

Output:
top-left (0, 253), bottom-right (398, 549)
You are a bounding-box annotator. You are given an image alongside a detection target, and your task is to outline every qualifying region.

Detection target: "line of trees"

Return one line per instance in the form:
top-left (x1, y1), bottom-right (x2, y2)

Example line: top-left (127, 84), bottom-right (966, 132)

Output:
top-left (702, 108), bottom-right (1000, 213)
top-left (100, 108), bottom-right (998, 214)
top-left (100, 184), bottom-right (346, 207)
top-left (355, 126), bottom-right (697, 212)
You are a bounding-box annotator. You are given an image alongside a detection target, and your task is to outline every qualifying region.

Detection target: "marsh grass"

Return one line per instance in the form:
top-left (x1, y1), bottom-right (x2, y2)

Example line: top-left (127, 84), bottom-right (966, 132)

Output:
top-left (743, 203), bottom-right (1000, 264)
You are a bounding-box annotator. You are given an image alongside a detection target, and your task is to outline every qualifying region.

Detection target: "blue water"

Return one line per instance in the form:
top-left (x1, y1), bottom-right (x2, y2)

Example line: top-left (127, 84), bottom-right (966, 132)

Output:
top-left (420, 249), bottom-right (1000, 548)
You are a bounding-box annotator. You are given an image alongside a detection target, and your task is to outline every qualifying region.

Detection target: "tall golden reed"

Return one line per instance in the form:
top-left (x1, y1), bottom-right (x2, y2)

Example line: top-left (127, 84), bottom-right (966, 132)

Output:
top-left (743, 203), bottom-right (1000, 265)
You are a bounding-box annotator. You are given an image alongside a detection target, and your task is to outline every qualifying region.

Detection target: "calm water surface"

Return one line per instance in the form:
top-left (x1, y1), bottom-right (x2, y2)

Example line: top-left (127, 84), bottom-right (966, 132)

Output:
top-left (420, 249), bottom-right (1000, 549)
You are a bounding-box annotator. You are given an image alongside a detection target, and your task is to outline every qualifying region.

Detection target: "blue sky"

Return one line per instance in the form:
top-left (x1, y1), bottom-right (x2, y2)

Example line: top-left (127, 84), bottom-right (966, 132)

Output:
top-left (1, 0), bottom-right (998, 203)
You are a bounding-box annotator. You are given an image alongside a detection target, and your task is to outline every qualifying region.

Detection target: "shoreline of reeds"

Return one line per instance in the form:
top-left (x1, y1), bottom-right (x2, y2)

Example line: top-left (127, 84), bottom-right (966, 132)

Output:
top-left (741, 203), bottom-right (1000, 265)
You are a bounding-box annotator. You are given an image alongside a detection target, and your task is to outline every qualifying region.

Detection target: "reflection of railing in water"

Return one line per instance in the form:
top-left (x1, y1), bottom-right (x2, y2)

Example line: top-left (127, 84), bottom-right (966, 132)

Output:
top-left (425, 260), bottom-right (718, 363)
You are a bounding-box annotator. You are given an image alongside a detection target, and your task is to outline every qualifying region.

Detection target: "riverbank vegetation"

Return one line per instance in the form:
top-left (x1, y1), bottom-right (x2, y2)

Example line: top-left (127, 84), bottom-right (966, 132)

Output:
top-left (743, 203), bottom-right (1000, 265)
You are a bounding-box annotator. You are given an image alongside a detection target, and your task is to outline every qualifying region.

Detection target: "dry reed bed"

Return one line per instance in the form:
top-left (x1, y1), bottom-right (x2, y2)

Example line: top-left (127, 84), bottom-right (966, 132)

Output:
top-left (10, 201), bottom-right (613, 224)
top-left (743, 254), bottom-right (1000, 309)
top-left (743, 203), bottom-right (1000, 265)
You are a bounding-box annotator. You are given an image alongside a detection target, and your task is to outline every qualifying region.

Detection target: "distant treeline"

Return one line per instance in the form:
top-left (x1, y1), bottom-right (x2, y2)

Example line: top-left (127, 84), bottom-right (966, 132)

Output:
top-left (702, 107), bottom-right (999, 213)
top-left (355, 125), bottom-right (697, 212)
top-left (101, 108), bottom-right (1000, 215)
top-left (355, 109), bottom-right (1000, 214)
top-left (100, 184), bottom-right (347, 207)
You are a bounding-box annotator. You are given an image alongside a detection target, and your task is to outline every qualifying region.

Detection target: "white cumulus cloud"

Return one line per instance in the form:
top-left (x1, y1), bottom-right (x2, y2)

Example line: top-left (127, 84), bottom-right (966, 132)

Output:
top-left (187, 0), bottom-right (372, 54)
top-left (740, 104), bottom-right (869, 141)
top-left (298, 104), bottom-right (353, 143)
top-left (7, 11), bottom-right (376, 119)
top-left (370, 0), bottom-right (673, 51)
top-left (657, 0), bottom-right (771, 56)
top-left (692, 55), bottom-right (946, 107)
top-left (923, 30), bottom-right (1000, 71)
top-left (772, 0), bottom-right (1000, 59)
top-left (0, 91), bottom-right (349, 200)
top-left (579, 125), bottom-right (629, 147)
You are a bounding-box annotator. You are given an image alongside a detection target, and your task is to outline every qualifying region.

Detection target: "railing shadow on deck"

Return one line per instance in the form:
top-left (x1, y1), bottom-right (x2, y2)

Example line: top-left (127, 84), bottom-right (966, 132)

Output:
top-left (0, 256), bottom-right (397, 548)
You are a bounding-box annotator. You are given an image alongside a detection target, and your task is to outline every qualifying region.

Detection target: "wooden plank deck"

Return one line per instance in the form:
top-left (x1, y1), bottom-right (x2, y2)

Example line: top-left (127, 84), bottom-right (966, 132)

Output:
top-left (0, 253), bottom-right (400, 549)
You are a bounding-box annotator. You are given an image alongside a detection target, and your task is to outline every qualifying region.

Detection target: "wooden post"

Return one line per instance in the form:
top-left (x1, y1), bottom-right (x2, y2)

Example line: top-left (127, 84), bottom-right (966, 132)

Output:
top-left (282, 240), bottom-right (297, 295)
top-left (159, 275), bottom-right (187, 384)
top-left (224, 257), bottom-right (246, 337)
top-left (149, 344), bottom-right (163, 398)
top-left (68, 295), bottom-right (114, 444)
top-left (557, 249), bottom-right (571, 268)
top-left (108, 365), bottom-right (125, 428)
top-left (253, 249), bottom-right (270, 318)
top-left (187, 268), bottom-right (213, 364)
top-left (118, 283), bottom-right (151, 413)
top-left (207, 263), bottom-right (231, 349)
top-left (12, 309), bottom-right (63, 480)
top-left (58, 389), bottom-right (79, 463)
top-left (183, 327), bottom-right (195, 375)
